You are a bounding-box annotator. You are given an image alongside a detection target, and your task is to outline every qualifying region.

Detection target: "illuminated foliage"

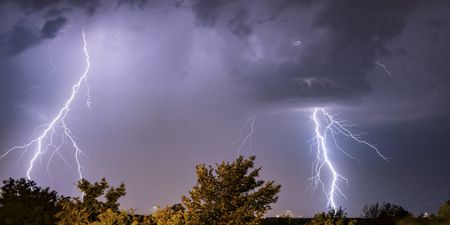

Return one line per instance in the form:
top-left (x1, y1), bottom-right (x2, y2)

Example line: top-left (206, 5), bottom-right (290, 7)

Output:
top-left (181, 155), bottom-right (281, 225)
top-left (438, 200), bottom-right (450, 219)
top-left (154, 204), bottom-right (185, 225)
top-left (307, 208), bottom-right (356, 225)
top-left (56, 178), bottom-right (152, 225)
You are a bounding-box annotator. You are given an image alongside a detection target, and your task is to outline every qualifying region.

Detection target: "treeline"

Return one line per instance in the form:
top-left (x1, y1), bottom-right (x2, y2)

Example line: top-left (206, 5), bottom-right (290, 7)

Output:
top-left (0, 156), bottom-right (448, 225)
top-left (262, 203), bottom-right (450, 225)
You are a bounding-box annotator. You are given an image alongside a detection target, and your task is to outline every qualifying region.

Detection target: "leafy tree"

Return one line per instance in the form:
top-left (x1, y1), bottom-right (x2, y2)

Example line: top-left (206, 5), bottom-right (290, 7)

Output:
top-left (438, 200), bottom-right (450, 219)
top-left (153, 204), bottom-right (185, 225)
top-left (432, 192), bottom-right (450, 225)
top-left (56, 178), bottom-right (147, 225)
top-left (307, 208), bottom-right (356, 225)
top-left (0, 178), bottom-right (64, 225)
top-left (362, 202), bottom-right (411, 225)
top-left (91, 209), bottom-right (154, 225)
top-left (181, 155), bottom-right (281, 225)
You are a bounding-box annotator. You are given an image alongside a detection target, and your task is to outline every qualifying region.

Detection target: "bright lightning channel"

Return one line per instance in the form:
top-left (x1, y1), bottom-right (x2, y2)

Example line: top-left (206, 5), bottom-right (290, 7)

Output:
top-left (310, 107), bottom-right (387, 210)
top-left (1, 30), bottom-right (91, 181)
top-left (234, 116), bottom-right (256, 156)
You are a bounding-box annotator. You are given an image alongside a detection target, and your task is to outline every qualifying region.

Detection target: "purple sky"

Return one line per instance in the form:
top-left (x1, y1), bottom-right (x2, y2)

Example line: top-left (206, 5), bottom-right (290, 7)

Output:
top-left (1, 0), bottom-right (450, 217)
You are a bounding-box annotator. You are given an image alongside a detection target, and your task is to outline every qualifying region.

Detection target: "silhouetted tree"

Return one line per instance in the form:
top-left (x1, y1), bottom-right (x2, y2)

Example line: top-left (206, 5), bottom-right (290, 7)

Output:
top-left (181, 155), bottom-right (281, 225)
top-left (307, 208), bottom-right (356, 225)
top-left (430, 191), bottom-right (450, 225)
top-left (437, 190), bottom-right (450, 219)
top-left (362, 202), bottom-right (411, 225)
top-left (56, 178), bottom-right (152, 225)
top-left (0, 178), bottom-right (63, 225)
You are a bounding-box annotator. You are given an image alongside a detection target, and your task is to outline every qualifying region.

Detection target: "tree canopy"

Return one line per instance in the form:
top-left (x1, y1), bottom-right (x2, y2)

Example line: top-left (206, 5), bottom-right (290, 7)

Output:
top-left (153, 204), bottom-right (185, 225)
top-left (1, 159), bottom-right (448, 225)
top-left (362, 202), bottom-right (411, 225)
top-left (56, 178), bottom-right (152, 225)
top-left (438, 200), bottom-right (450, 219)
top-left (307, 208), bottom-right (356, 225)
top-left (180, 155), bottom-right (281, 225)
top-left (0, 178), bottom-right (63, 225)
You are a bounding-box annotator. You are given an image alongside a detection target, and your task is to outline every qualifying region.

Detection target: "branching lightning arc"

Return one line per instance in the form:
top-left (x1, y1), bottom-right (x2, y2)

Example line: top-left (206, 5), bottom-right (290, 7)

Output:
top-left (234, 116), bottom-right (256, 156)
top-left (1, 30), bottom-right (91, 181)
top-left (310, 107), bottom-right (388, 210)
top-left (375, 60), bottom-right (393, 77)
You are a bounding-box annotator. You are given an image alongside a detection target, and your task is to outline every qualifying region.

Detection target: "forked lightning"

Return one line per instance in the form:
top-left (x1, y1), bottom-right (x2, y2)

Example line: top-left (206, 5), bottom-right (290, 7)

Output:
top-left (310, 107), bottom-right (388, 209)
top-left (1, 30), bottom-right (91, 181)
top-left (234, 116), bottom-right (256, 156)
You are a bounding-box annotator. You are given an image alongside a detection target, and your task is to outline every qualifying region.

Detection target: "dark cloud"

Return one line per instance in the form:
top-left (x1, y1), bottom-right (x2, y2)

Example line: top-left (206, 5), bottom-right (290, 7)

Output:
top-left (186, 0), bottom-right (417, 104)
top-left (116, 0), bottom-right (149, 9)
top-left (0, 0), bottom-right (101, 14)
top-left (190, 0), bottom-right (256, 37)
top-left (0, 23), bottom-right (41, 57)
top-left (0, 15), bottom-right (67, 57)
top-left (41, 16), bottom-right (67, 39)
top-left (0, 0), bottom-right (104, 57)
top-left (232, 0), bottom-right (417, 105)
top-left (0, 0), bottom-right (61, 13)
top-left (66, 0), bottom-right (101, 15)
top-left (191, 0), bottom-right (230, 27)
top-left (227, 9), bottom-right (252, 37)
top-left (236, 58), bottom-right (371, 105)
top-left (313, 0), bottom-right (416, 58)
top-left (265, 0), bottom-right (316, 21)
top-left (427, 18), bottom-right (450, 30)
top-left (45, 8), bottom-right (69, 17)
top-left (190, 0), bottom-right (315, 36)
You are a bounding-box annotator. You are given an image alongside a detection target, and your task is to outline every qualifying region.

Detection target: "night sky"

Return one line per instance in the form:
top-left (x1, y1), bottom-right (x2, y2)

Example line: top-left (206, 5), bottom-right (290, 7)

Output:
top-left (1, 0), bottom-right (450, 217)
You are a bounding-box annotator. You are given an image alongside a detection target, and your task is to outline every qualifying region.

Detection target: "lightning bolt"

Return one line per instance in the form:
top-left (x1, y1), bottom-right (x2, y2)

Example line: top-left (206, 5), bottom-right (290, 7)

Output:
top-left (375, 60), bottom-right (392, 77)
top-left (234, 116), bottom-right (256, 156)
top-left (310, 107), bottom-right (387, 210)
top-left (1, 29), bottom-right (91, 181)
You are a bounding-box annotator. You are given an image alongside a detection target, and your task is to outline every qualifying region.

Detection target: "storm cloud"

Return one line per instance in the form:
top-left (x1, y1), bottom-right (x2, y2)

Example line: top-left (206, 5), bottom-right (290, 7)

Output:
top-left (41, 16), bottom-right (67, 38)
top-left (187, 0), bottom-right (418, 105)
top-left (0, 0), bottom-right (103, 57)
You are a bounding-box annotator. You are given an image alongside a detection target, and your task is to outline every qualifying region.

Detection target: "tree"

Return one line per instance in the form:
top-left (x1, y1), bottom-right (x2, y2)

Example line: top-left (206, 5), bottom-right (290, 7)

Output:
top-left (437, 191), bottom-right (450, 219)
top-left (0, 178), bottom-right (64, 225)
top-left (362, 202), bottom-right (412, 225)
top-left (307, 208), bottom-right (356, 225)
top-left (55, 178), bottom-right (152, 225)
top-left (153, 204), bottom-right (185, 225)
top-left (91, 209), bottom-right (154, 225)
top-left (181, 155), bottom-right (281, 225)
top-left (433, 192), bottom-right (450, 225)
top-left (438, 200), bottom-right (450, 218)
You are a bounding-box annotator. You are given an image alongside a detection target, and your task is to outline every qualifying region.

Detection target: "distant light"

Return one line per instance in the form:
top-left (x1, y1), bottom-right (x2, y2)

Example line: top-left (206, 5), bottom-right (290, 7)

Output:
top-left (151, 205), bottom-right (159, 214)
top-left (292, 41), bottom-right (302, 48)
